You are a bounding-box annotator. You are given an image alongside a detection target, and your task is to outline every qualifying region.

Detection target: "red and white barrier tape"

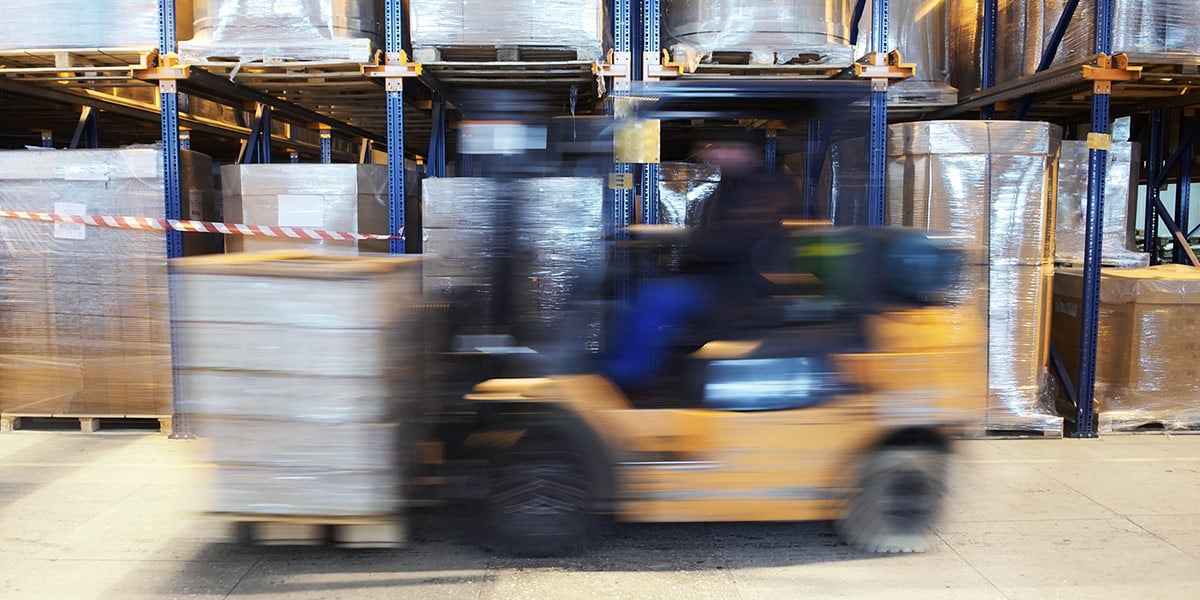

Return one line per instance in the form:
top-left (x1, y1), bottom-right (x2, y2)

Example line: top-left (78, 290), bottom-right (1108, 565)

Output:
top-left (0, 210), bottom-right (402, 241)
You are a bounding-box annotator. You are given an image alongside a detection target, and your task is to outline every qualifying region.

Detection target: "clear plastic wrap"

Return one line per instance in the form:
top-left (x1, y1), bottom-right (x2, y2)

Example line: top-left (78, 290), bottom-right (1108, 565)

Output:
top-left (0, 148), bottom-right (213, 418)
top-left (181, 0), bottom-right (379, 63)
top-left (854, 1), bottom-right (958, 105)
top-left (1053, 265), bottom-right (1200, 428)
top-left (981, 0), bottom-right (1200, 84)
top-left (173, 252), bottom-right (423, 516)
top-left (1055, 141), bottom-right (1148, 268)
top-left (422, 177), bottom-right (604, 354)
top-left (821, 138), bottom-right (869, 226)
top-left (657, 162), bottom-right (720, 227)
top-left (886, 121), bottom-right (1062, 430)
top-left (0, 0), bottom-right (162, 50)
top-left (211, 466), bottom-right (398, 516)
top-left (947, 0), bottom-right (984, 94)
top-left (199, 419), bottom-right (399, 470)
top-left (664, 0), bottom-right (856, 69)
top-left (221, 164), bottom-right (389, 254)
top-left (408, 0), bottom-right (609, 61)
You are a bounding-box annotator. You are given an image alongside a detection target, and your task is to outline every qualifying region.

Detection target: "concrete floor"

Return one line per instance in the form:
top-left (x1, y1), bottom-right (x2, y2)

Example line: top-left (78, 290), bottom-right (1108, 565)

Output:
top-left (1, 432), bottom-right (1199, 599)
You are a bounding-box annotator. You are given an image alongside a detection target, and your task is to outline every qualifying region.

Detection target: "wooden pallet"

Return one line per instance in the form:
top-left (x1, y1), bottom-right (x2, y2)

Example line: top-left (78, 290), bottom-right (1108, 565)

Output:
top-left (0, 414), bottom-right (171, 434)
top-left (178, 37), bottom-right (375, 67)
top-left (960, 415), bottom-right (1065, 439)
top-left (413, 45), bottom-right (602, 64)
top-left (0, 47), bottom-right (154, 71)
top-left (1099, 413), bottom-right (1200, 434)
top-left (215, 513), bottom-right (406, 548)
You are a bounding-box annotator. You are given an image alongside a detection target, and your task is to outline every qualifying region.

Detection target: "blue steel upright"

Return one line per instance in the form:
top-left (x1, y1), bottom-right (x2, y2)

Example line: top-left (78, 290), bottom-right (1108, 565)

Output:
top-left (639, 0), bottom-right (661, 225)
top-left (1073, 0), bottom-right (1116, 439)
top-left (1145, 110), bottom-right (1165, 262)
top-left (1174, 119), bottom-right (1193, 265)
top-left (866, 0), bottom-right (889, 227)
top-left (385, 0), bottom-right (406, 254)
top-left (1015, 0), bottom-right (1080, 120)
top-left (611, 0), bottom-right (634, 234)
top-left (764, 130), bottom-right (777, 174)
top-left (980, 0), bottom-right (998, 119)
top-left (159, 0), bottom-right (190, 439)
top-left (804, 120), bottom-right (828, 219)
top-left (320, 128), bottom-right (333, 164)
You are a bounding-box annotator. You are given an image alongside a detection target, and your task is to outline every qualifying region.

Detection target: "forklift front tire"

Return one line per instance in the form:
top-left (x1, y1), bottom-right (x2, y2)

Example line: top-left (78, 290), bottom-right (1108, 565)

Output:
top-left (837, 447), bottom-right (947, 553)
top-left (486, 435), bottom-right (594, 557)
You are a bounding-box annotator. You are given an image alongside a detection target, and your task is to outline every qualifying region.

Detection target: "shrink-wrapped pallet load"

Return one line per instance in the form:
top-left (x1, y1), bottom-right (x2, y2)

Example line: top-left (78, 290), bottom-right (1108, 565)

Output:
top-left (182, 0), bottom-right (380, 63)
top-left (408, 0), bottom-right (608, 62)
top-left (0, 0), bottom-right (164, 50)
top-left (422, 177), bottom-right (604, 355)
top-left (220, 164), bottom-right (389, 254)
top-left (887, 120), bottom-right (1062, 433)
top-left (174, 252), bottom-right (424, 523)
top-left (1054, 140), bottom-right (1148, 268)
top-left (664, 0), bottom-right (856, 69)
top-left (0, 147), bottom-right (215, 418)
top-left (854, 0), bottom-right (958, 106)
top-left (950, 0), bottom-right (1200, 90)
top-left (1053, 265), bottom-right (1200, 430)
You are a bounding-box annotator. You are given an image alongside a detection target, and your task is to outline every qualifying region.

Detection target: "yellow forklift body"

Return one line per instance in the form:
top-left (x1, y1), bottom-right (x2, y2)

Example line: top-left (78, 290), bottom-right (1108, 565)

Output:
top-left (464, 305), bottom-right (984, 523)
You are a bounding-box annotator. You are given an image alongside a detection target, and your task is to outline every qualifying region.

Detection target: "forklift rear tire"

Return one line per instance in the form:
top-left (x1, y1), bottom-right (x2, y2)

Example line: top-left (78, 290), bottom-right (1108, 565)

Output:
top-left (486, 435), bottom-right (593, 557)
top-left (837, 447), bottom-right (946, 553)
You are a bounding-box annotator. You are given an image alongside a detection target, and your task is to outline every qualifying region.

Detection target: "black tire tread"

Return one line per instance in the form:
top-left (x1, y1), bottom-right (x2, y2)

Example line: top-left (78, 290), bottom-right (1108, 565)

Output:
top-left (486, 435), bottom-right (593, 557)
top-left (836, 447), bottom-right (947, 553)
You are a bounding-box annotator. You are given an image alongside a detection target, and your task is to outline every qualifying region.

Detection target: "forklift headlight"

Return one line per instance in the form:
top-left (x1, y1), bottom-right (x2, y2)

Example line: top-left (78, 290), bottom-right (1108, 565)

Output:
top-left (703, 356), bottom-right (841, 411)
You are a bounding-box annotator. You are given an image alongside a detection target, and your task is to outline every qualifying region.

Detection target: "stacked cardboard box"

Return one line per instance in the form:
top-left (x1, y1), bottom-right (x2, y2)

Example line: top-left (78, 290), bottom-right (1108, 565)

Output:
top-left (0, 148), bottom-right (214, 417)
top-left (887, 120), bottom-right (1062, 431)
top-left (422, 177), bottom-right (604, 354)
top-left (174, 252), bottom-right (424, 516)
top-left (221, 164), bottom-right (390, 254)
top-left (1053, 265), bottom-right (1200, 429)
top-left (0, 0), bottom-right (164, 49)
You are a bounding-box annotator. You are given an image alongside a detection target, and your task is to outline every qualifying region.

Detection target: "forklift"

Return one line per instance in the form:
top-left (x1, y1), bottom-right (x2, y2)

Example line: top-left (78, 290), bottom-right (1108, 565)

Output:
top-left (409, 85), bottom-right (985, 557)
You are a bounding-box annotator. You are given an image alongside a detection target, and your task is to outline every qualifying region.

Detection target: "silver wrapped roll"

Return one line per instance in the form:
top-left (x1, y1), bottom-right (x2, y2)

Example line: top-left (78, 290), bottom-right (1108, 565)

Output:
top-left (855, 0), bottom-right (958, 105)
top-left (183, 0), bottom-right (379, 62)
top-left (958, 0), bottom-right (1200, 86)
top-left (665, 0), bottom-right (856, 67)
top-left (408, 0), bottom-right (608, 61)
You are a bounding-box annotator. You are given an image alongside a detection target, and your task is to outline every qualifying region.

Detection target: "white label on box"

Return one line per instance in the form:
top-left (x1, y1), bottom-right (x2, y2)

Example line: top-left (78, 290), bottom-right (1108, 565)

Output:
top-left (53, 202), bottom-right (87, 240)
top-left (189, 190), bottom-right (204, 221)
top-left (276, 194), bottom-right (325, 228)
top-left (63, 164), bottom-right (109, 181)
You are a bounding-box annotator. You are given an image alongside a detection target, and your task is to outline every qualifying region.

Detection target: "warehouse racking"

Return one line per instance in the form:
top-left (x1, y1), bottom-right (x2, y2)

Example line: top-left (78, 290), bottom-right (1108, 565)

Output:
top-left (2, 1), bottom-right (1193, 438)
top-left (930, 0), bottom-right (1200, 437)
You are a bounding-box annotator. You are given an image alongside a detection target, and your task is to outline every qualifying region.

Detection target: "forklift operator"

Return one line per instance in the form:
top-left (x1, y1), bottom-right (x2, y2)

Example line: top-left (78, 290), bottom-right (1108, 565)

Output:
top-left (603, 140), bottom-right (796, 397)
